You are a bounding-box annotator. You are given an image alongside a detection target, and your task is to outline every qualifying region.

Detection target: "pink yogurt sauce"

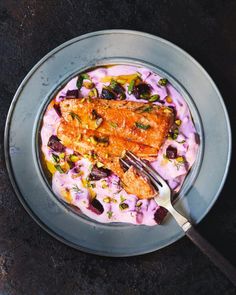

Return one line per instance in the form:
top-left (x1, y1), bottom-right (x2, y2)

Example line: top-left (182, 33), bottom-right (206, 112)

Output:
top-left (41, 64), bottom-right (199, 226)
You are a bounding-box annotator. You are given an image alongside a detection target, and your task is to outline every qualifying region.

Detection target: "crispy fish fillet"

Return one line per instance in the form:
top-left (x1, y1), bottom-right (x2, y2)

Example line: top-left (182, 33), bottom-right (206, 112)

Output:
top-left (57, 121), bottom-right (158, 161)
top-left (57, 121), bottom-right (156, 199)
top-left (59, 98), bottom-right (174, 149)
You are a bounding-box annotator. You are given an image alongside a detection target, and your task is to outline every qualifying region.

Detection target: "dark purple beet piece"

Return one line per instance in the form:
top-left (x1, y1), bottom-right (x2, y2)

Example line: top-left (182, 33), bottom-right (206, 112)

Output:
top-left (88, 165), bottom-right (111, 181)
top-left (101, 87), bottom-right (116, 100)
top-left (53, 104), bottom-right (61, 117)
top-left (47, 135), bottom-right (65, 152)
top-left (154, 207), bottom-right (168, 224)
top-left (166, 145), bottom-right (177, 159)
top-left (133, 83), bottom-right (151, 99)
top-left (89, 198), bottom-right (104, 215)
top-left (66, 89), bottom-right (79, 98)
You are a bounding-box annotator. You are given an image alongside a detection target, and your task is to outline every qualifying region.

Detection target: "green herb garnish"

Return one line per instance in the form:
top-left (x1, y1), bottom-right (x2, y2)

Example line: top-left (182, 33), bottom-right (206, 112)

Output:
top-left (149, 94), bottom-right (160, 102)
top-left (52, 153), bottom-right (60, 163)
top-left (119, 203), bottom-right (129, 210)
top-left (135, 122), bottom-right (151, 130)
top-left (110, 79), bottom-right (118, 89)
top-left (107, 211), bottom-right (113, 219)
top-left (158, 78), bottom-right (168, 86)
top-left (76, 73), bottom-right (90, 90)
top-left (135, 105), bottom-right (153, 113)
top-left (54, 164), bottom-right (64, 174)
top-left (72, 184), bottom-right (82, 193)
top-left (69, 112), bottom-right (81, 123)
top-left (120, 195), bottom-right (126, 202)
top-left (128, 79), bottom-right (136, 94)
top-left (163, 154), bottom-right (172, 162)
top-left (109, 121), bottom-right (118, 128)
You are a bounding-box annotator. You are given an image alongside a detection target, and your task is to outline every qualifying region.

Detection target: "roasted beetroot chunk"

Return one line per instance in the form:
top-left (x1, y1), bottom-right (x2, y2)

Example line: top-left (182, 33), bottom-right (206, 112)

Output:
top-left (88, 165), bottom-right (111, 181)
top-left (133, 83), bottom-right (151, 99)
top-left (166, 145), bottom-right (177, 159)
top-left (66, 89), bottom-right (79, 98)
top-left (101, 87), bottom-right (116, 100)
top-left (89, 198), bottom-right (104, 215)
top-left (47, 135), bottom-right (65, 152)
top-left (154, 207), bottom-right (168, 224)
top-left (53, 104), bottom-right (62, 117)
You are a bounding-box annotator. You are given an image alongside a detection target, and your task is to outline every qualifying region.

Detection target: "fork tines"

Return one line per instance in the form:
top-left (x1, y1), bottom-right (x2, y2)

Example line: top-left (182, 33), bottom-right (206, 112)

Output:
top-left (121, 151), bottom-right (163, 188)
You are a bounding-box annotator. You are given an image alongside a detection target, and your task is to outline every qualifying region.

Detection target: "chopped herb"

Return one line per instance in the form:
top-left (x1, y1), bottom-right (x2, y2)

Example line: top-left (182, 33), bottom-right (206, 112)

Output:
top-left (96, 161), bottom-right (104, 168)
top-left (158, 78), bottom-right (168, 86)
top-left (135, 122), bottom-right (151, 130)
top-left (174, 157), bottom-right (186, 170)
top-left (128, 79), bottom-right (136, 94)
top-left (136, 202), bottom-right (142, 207)
top-left (177, 140), bottom-right (186, 144)
top-left (76, 73), bottom-right (90, 90)
top-left (135, 105), bottom-right (153, 113)
top-left (120, 195), bottom-right (126, 202)
top-left (83, 81), bottom-right (94, 89)
top-left (69, 154), bottom-right (79, 163)
top-left (140, 93), bottom-right (150, 99)
top-left (54, 164), bottom-right (64, 173)
top-left (52, 153), bottom-right (60, 163)
top-left (103, 197), bottom-right (111, 203)
top-left (176, 156), bottom-right (185, 163)
top-left (109, 121), bottom-right (118, 128)
top-left (175, 119), bottom-right (182, 126)
top-left (119, 203), bottom-right (129, 210)
top-left (110, 79), bottom-right (118, 89)
top-left (169, 128), bottom-right (179, 140)
top-left (59, 152), bottom-right (65, 159)
top-left (101, 180), bottom-right (108, 189)
top-left (69, 112), bottom-right (81, 123)
top-left (107, 211), bottom-right (113, 219)
top-left (149, 94), bottom-right (160, 102)
top-left (163, 154), bottom-right (172, 162)
top-left (88, 88), bottom-right (98, 98)
top-left (72, 184), bottom-right (82, 193)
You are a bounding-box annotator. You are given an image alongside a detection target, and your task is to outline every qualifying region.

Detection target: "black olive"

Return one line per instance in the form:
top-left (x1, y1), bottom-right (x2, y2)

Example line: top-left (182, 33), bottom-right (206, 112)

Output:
top-left (53, 104), bottom-right (61, 117)
top-left (89, 198), bottom-right (104, 214)
top-left (133, 83), bottom-right (151, 99)
top-left (66, 89), bottom-right (79, 98)
top-left (47, 135), bottom-right (65, 152)
top-left (154, 207), bottom-right (168, 224)
top-left (166, 145), bottom-right (177, 159)
top-left (88, 165), bottom-right (111, 181)
top-left (101, 87), bottom-right (116, 100)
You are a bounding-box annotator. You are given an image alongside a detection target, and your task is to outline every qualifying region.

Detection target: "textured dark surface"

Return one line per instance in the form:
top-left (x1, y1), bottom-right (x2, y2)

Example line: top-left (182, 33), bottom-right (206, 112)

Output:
top-left (0, 0), bottom-right (236, 294)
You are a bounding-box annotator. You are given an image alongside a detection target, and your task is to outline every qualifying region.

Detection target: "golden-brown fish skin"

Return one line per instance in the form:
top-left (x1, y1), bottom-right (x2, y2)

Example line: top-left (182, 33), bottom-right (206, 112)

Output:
top-left (57, 121), bottom-right (157, 199)
top-left (59, 98), bottom-right (174, 149)
top-left (57, 121), bottom-right (158, 161)
top-left (121, 166), bottom-right (156, 199)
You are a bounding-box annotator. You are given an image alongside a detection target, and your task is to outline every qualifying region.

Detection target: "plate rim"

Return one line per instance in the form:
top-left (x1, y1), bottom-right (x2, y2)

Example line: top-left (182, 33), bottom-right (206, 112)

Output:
top-left (4, 29), bottom-right (232, 256)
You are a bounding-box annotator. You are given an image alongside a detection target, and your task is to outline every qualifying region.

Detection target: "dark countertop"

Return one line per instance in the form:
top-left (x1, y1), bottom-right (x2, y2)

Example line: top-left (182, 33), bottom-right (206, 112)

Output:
top-left (0, 1), bottom-right (236, 294)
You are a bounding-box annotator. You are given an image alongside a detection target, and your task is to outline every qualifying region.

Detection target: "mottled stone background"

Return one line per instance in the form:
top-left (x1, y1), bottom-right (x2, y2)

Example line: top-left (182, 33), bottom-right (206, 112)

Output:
top-left (0, 1), bottom-right (236, 294)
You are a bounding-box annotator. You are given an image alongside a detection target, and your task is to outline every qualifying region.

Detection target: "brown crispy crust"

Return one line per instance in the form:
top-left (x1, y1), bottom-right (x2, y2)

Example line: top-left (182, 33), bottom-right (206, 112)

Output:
top-left (59, 98), bottom-right (174, 149)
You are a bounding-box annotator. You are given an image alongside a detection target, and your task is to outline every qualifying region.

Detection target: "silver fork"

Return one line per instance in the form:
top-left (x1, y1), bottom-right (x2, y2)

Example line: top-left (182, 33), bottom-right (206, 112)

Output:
top-left (120, 151), bottom-right (236, 286)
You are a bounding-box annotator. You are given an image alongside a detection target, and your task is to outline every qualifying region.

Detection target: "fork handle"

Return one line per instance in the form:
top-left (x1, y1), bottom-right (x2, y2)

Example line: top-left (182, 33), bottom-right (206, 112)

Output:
top-left (185, 226), bottom-right (236, 286)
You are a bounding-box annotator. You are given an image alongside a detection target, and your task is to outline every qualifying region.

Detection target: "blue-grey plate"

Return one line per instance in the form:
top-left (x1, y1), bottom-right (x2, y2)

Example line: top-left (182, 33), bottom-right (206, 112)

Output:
top-left (4, 30), bottom-right (231, 256)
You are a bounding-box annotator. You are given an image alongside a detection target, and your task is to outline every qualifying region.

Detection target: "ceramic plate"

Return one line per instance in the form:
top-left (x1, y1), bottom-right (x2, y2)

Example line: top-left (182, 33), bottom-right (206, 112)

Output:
top-left (4, 30), bottom-right (231, 256)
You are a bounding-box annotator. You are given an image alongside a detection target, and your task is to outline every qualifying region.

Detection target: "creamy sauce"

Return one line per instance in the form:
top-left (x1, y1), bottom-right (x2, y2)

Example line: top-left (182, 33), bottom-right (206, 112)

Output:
top-left (41, 65), bottom-right (199, 225)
